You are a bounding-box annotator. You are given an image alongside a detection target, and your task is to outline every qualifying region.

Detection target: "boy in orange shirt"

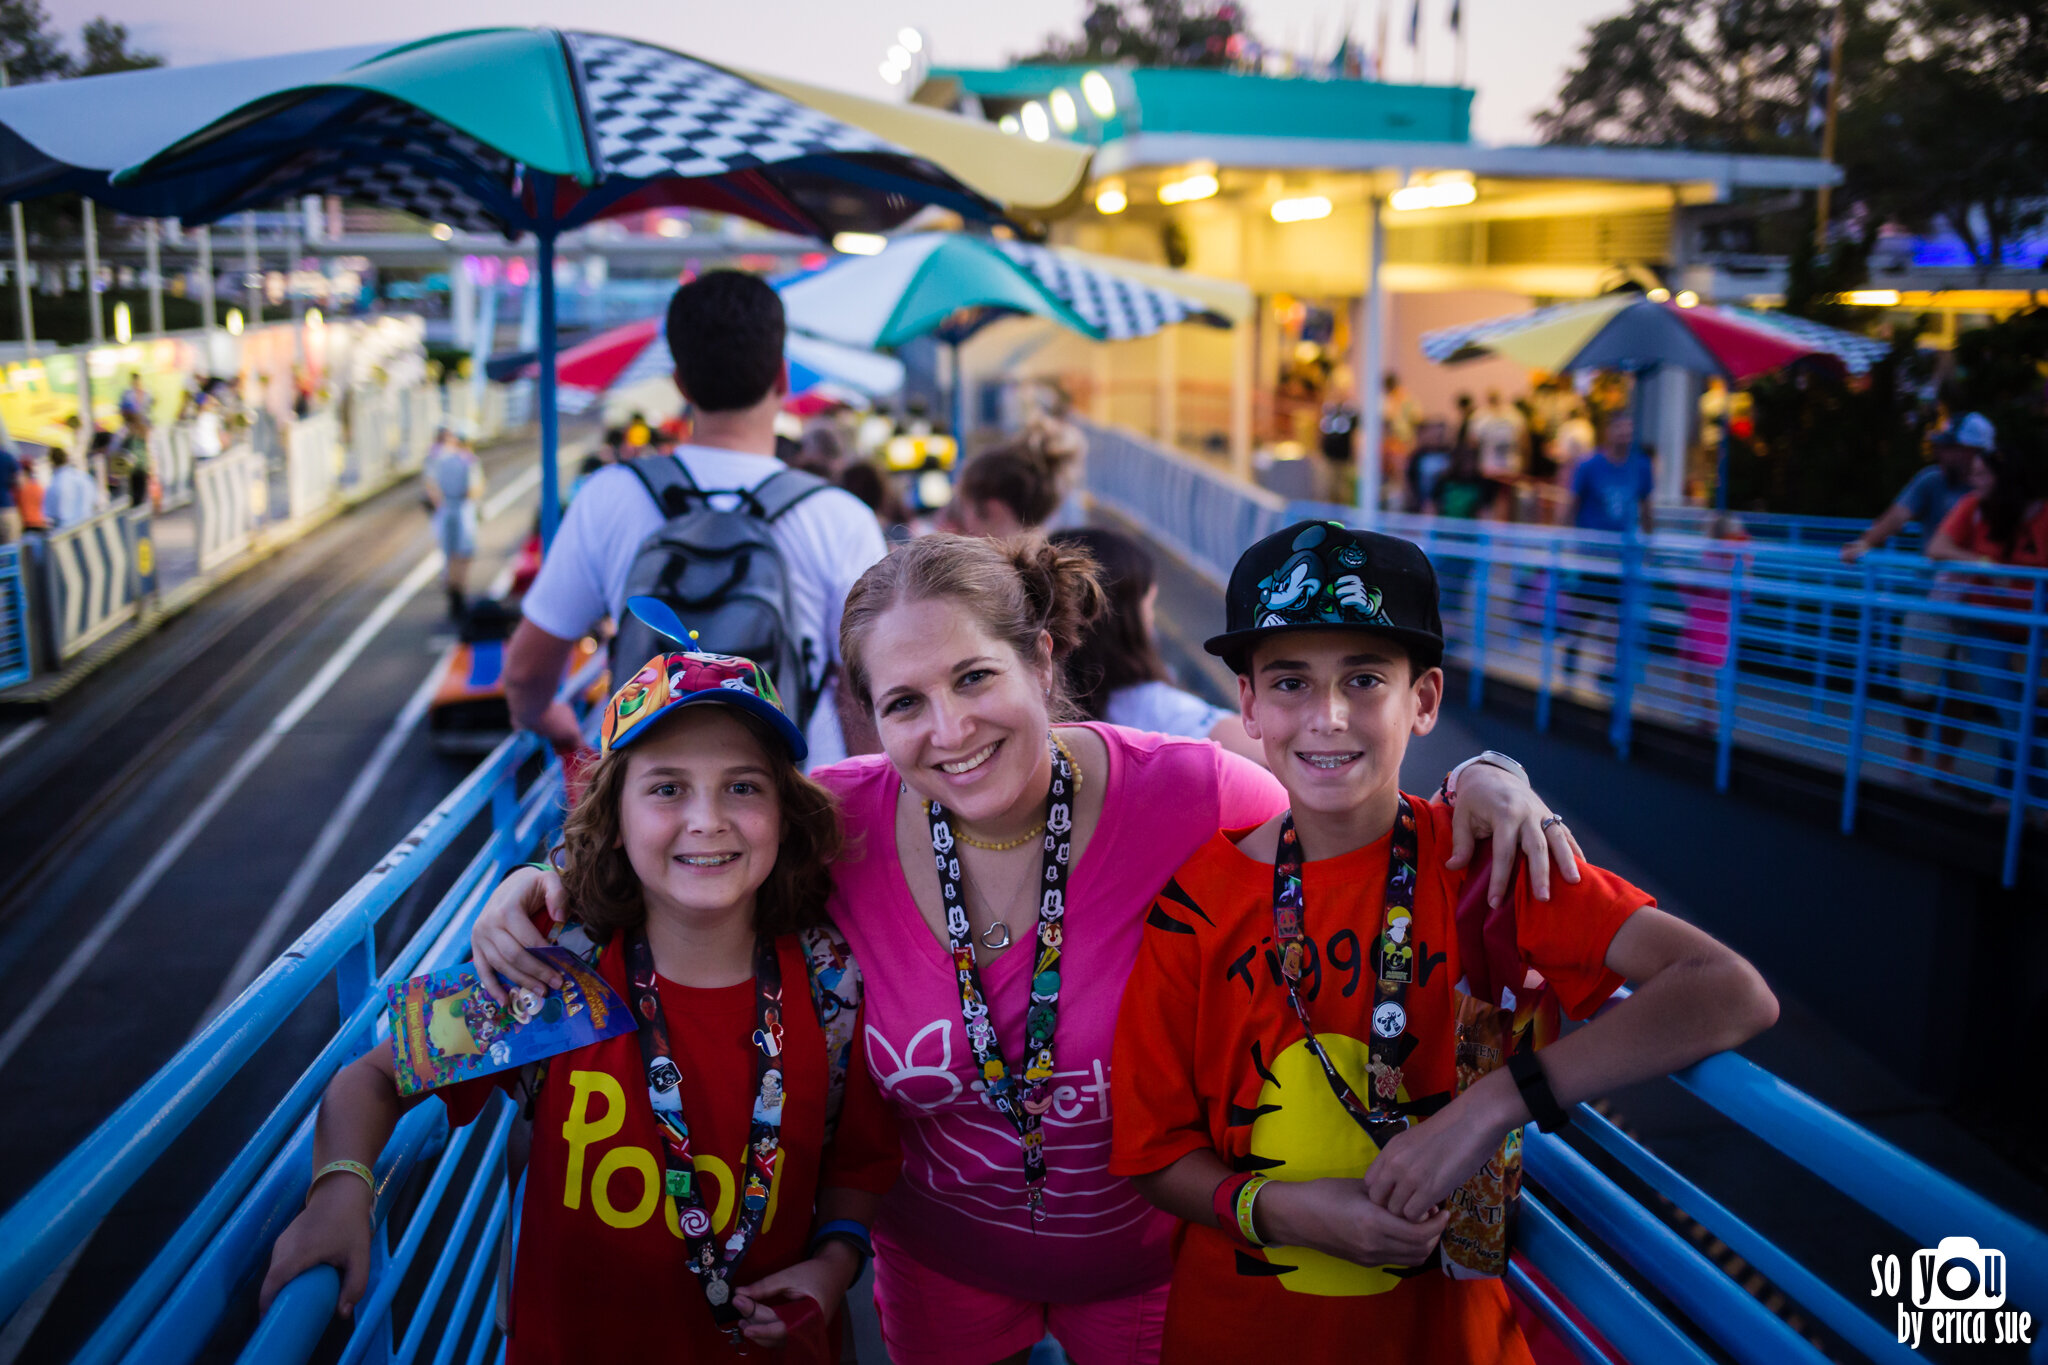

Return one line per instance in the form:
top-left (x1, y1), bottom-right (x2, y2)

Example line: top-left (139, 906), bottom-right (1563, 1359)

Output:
top-left (1109, 521), bottom-right (1779, 1364)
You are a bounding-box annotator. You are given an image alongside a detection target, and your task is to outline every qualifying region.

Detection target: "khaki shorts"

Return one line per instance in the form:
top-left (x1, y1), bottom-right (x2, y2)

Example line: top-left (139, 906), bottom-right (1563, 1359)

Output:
top-left (1897, 610), bottom-right (1960, 706)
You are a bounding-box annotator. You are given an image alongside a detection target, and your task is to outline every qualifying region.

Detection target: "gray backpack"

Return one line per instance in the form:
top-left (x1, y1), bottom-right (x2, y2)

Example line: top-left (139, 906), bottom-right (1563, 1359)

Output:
top-left (613, 455), bottom-right (831, 723)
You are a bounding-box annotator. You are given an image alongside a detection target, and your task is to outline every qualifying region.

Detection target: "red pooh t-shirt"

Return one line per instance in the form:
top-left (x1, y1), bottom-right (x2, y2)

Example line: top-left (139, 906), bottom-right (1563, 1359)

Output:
top-left (438, 930), bottom-right (899, 1363)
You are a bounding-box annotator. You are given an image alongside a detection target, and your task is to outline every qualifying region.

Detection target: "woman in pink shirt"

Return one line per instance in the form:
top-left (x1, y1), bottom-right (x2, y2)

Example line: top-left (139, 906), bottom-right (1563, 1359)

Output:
top-left (471, 533), bottom-right (1575, 1365)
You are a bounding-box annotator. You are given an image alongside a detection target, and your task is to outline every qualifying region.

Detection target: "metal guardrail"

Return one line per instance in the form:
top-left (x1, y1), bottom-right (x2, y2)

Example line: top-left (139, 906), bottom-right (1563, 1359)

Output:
top-left (195, 445), bottom-right (265, 573)
top-left (0, 544), bottom-right (30, 689)
top-left (36, 502), bottom-right (149, 662)
top-left (1079, 421), bottom-right (2047, 887)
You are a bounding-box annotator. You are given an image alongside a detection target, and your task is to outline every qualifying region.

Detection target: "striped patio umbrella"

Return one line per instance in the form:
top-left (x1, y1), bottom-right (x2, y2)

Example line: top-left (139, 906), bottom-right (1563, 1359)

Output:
top-left (1422, 293), bottom-right (1892, 508)
top-left (541, 315), bottom-right (904, 415)
top-left (0, 29), bottom-right (1090, 538)
top-left (1420, 293), bottom-right (1889, 379)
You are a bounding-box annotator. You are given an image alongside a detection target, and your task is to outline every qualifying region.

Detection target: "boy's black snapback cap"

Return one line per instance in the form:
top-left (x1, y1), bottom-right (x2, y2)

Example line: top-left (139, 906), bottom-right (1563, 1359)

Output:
top-left (1204, 520), bottom-right (1444, 673)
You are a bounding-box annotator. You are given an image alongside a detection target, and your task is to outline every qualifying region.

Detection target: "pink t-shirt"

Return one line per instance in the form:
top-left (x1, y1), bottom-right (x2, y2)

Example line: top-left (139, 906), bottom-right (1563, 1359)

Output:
top-left (814, 724), bottom-right (1285, 1303)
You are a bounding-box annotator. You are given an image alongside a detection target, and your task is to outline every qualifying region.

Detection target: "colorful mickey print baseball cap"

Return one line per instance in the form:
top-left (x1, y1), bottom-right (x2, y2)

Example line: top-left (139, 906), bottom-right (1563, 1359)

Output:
top-left (599, 597), bottom-right (807, 762)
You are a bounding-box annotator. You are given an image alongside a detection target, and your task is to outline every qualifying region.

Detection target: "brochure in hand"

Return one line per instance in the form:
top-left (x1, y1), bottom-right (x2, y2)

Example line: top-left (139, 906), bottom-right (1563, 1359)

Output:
top-left (387, 945), bottom-right (633, 1097)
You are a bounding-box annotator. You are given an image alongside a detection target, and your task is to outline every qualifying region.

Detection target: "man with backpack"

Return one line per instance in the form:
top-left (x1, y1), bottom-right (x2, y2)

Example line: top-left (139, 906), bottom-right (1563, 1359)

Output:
top-left (505, 271), bottom-right (888, 767)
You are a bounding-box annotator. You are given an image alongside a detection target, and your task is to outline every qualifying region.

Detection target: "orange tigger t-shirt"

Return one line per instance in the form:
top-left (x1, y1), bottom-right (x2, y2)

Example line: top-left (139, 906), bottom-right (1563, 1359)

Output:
top-left (1109, 795), bottom-right (1649, 1365)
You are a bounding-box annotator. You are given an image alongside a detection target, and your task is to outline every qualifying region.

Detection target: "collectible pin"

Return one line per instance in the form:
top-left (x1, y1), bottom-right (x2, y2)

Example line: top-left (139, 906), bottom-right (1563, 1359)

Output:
top-left (507, 987), bottom-right (541, 1025)
top-left (706, 1277), bottom-right (731, 1306)
top-left (680, 1205), bottom-right (712, 1237)
top-left (1372, 1000), bottom-right (1407, 1039)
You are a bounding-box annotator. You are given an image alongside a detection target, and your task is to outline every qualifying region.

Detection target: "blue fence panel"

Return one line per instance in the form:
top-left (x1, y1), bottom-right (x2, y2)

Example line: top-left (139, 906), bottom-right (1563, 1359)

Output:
top-left (0, 543), bottom-right (28, 688)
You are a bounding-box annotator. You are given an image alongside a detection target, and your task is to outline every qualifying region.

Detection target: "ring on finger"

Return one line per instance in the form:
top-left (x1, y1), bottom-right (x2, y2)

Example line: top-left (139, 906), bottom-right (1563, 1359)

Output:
top-left (1541, 814), bottom-right (1568, 833)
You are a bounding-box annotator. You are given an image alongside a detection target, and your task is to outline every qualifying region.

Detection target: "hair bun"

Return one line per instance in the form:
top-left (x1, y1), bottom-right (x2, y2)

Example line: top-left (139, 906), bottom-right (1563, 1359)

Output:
top-left (1003, 533), bottom-right (1105, 659)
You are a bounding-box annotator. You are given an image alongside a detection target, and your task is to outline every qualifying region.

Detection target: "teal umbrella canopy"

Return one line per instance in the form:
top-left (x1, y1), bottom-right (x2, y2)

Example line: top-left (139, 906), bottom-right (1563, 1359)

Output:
top-left (779, 232), bottom-right (1228, 350)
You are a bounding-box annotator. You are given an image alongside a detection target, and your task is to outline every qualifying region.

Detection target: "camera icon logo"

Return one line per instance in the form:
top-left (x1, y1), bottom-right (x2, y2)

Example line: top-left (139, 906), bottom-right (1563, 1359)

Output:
top-left (1912, 1237), bottom-right (2006, 1310)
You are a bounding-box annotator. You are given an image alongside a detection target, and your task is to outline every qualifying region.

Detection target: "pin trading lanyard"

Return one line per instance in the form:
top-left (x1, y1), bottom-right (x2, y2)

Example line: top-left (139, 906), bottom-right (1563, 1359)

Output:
top-left (924, 735), bottom-right (1076, 1221)
top-left (1271, 794), bottom-right (1420, 1146)
top-left (625, 928), bottom-right (786, 1340)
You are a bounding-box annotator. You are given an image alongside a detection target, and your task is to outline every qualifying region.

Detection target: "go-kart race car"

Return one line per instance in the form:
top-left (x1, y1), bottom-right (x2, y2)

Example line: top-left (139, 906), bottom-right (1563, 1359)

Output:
top-left (427, 597), bottom-right (602, 753)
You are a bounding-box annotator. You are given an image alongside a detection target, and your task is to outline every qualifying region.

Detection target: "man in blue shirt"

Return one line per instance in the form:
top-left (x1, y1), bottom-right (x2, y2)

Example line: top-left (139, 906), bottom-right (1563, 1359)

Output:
top-left (1839, 411), bottom-right (1993, 562)
top-left (1568, 415), bottom-right (1654, 535)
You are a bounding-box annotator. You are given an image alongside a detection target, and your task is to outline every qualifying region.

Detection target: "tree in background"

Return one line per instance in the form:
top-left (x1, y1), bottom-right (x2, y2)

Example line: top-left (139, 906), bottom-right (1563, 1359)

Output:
top-left (1018, 1), bottom-right (1251, 68)
top-left (0, 0), bottom-right (157, 81)
top-left (1541, 0), bottom-right (2048, 515)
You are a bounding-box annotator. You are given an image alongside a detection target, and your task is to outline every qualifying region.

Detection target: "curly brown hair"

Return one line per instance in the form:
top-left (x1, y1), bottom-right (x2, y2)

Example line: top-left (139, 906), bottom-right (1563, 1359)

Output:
top-left (554, 706), bottom-right (842, 944)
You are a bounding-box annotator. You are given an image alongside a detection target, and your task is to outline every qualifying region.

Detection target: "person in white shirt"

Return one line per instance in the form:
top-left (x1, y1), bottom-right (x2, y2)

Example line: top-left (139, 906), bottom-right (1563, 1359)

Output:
top-left (1472, 389), bottom-right (1528, 482)
top-left (42, 445), bottom-right (101, 530)
top-left (1052, 525), bottom-right (1267, 765)
top-left (506, 271), bottom-right (887, 765)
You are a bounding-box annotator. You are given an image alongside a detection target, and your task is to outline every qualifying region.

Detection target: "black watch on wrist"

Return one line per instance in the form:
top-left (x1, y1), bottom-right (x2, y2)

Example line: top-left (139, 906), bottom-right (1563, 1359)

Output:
top-left (1507, 1049), bottom-right (1572, 1132)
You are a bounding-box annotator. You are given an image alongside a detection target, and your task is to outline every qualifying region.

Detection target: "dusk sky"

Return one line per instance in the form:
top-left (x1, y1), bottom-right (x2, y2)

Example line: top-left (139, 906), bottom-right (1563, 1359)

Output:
top-left (41, 0), bottom-right (1619, 146)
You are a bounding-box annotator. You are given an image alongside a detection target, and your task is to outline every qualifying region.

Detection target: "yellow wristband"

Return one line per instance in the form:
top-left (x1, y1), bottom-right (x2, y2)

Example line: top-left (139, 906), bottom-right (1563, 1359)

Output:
top-left (1234, 1173), bottom-right (1271, 1248)
top-left (308, 1159), bottom-right (375, 1205)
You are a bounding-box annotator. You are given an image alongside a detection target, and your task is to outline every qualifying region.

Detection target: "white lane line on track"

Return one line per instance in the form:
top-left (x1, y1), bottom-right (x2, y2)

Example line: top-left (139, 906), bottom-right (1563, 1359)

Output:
top-left (198, 543), bottom-right (525, 1022)
top-left (200, 658), bottom-right (444, 1022)
top-left (0, 719), bottom-right (46, 769)
top-left (0, 552), bottom-right (444, 1076)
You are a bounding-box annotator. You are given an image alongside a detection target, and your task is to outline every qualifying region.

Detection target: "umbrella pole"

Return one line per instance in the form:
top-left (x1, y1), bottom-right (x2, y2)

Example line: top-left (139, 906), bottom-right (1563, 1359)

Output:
top-left (534, 174), bottom-right (562, 548)
top-left (1716, 421), bottom-right (1731, 512)
top-left (950, 339), bottom-right (964, 451)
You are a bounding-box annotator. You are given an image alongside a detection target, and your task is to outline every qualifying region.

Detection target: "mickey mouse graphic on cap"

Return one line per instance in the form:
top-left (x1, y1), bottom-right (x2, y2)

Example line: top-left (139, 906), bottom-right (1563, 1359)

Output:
top-left (1254, 523), bottom-right (1393, 630)
top-left (1205, 520), bottom-right (1446, 673)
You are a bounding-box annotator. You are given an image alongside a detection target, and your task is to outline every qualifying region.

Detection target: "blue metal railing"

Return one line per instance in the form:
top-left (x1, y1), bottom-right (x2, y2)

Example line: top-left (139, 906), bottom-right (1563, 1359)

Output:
top-left (0, 728), bottom-right (565, 1364)
top-left (1081, 421), bottom-right (2048, 887)
top-left (0, 544), bottom-right (29, 689)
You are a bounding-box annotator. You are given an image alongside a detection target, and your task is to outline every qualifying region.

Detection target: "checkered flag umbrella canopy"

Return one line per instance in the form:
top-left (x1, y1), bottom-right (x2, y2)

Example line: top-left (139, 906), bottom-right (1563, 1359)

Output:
top-left (778, 231), bottom-right (1229, 350)
top-left (0, 28), bottom-right (1091, 538)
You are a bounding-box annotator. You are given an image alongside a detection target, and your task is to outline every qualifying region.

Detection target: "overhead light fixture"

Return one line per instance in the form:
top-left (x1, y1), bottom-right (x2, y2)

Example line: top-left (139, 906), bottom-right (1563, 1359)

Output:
top-left (1270, 195), bottom-right (1332, 223)
top-left (832, 231), bottom-right (887, 256)
top-left (1020, 100), bottom-right (1050, 142)
top-left (1675, 290), bottom-right (1700, 308)
top-left (1841, 288), bottom-right (1902, 306)
top-left (1050, 88), bottom-right (1079, 133)
top-left (879, 62), bottom-right (903, 85)
top-left (998, 114), bottom-right (1020, 135)
top-left (1081, 70), bottom-right (1117, 119)
top-left (1158, 172), bottom-right (1219, 205)
top-left (886, 44), bottom-right (911, 69)
top-left (305, 306), bottom-right (324, 328)
top-left (1095, 180), bottom-right (1128, 214)
top-left (656, 216), bottom-right (689, 238)
top-left (1387, 172), bottom-right (1477, 212)
top-left (430, 222), bottom-right (454, 241)
top-left (112, 301), bottom-right (132, 343)
top-left (898, 27), bottom-right (923, 53)
top-left (1646, 287), bottom-right (1672, 302)
top-left (225, 307), bottom-right (244, 335)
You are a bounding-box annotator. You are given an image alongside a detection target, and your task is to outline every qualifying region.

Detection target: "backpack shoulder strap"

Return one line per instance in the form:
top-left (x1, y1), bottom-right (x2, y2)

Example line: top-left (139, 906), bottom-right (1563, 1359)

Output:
top-left (798, 922), bottom-right (863, 1141)
top-left (749, 467), bottom-right (833, 523)
top-left (623, 454), bottom-right (704, 520)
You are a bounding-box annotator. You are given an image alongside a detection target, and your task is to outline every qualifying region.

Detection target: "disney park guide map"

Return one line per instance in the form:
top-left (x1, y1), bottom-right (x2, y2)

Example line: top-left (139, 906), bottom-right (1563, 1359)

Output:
top-left (387, 945), bottom-right (633, 1097)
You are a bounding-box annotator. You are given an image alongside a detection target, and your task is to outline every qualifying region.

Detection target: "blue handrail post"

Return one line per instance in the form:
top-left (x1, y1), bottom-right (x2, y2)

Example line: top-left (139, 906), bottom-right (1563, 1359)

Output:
top-left (1841, 557), bottom-right (1877, 833)
top-left (1609, 537), bottom-right (1639, 758)
top-left (1715, 553), bottom-right (1744, 793)
top-left (1468, 541), bottom-right (1490, 712)
top-left (1538, 542), bottom-right (1560, 732)
top-left (337, 926), bottom-right (376, 1025)
top-left (2002, 579), bottom-right (2046, 887)
top-left (532, 171), bottom-right (561, 551)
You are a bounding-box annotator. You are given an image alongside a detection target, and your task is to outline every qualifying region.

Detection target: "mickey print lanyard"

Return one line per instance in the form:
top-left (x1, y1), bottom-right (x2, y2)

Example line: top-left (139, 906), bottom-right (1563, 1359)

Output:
top-left (1270, 794), bottom-right (1420, 1145)
top-left (924, 734), bottom-right (1076, 1221)
top-left (625, 928), bottom-right (785, 1339)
